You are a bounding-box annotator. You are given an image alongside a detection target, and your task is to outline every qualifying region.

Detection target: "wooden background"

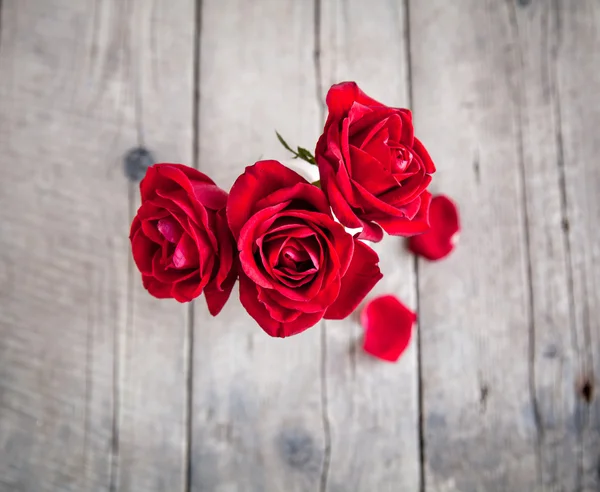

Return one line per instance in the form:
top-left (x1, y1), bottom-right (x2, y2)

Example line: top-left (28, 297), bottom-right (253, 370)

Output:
top-left (0, 1), bottom-right (598, 491)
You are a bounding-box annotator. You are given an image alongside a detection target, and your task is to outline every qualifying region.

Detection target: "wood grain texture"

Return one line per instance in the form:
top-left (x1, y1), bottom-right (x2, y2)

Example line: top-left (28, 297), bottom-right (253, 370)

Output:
top-left (555, 1), bottom-right (600, 490)
top-left (509, 1), bottom-right (599, 490)
top-left (410, 1), bottom-right (539, 490)
top-left (0, 1), bottom-right (193, 491)
top-left (1, 1), bottom-right (598, 491)
top-left (191, 1), bottom-right (326, 491)
top-left (411, 1), bottom-right (600, 490)
top-left (110, 1), bottom-right (195, 491)
top-left (318, 1), bottom-right (421, 491)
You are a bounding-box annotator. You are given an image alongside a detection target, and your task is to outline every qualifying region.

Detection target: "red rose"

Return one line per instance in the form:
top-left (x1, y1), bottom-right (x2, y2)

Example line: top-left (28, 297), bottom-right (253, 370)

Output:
top-left (227, 160), bottom-right (383, 337)
top-left (129, 164), bottom-right (237, 314)
top-left (315, 82), bottom-right (436, 242)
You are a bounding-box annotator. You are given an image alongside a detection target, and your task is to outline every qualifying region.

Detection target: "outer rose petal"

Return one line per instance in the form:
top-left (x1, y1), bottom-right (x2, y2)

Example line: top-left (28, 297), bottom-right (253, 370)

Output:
top-left (141, 163), bottom-right (215, 202)
top-left (142, 275), bottom-right (173, 299)
top-left (322, 171), bottom-right (362, 229)
top-left (227, 160), bottom-right (306, 239)
top-left (357, 219), bottom-right (384, 242)
top-left (325, 82), bottom-right (385, 121)
top-left (324, 239), bottom-right (383, 320)
top-left (361, 295), bottom-right (416, 362)
top-left (239, 273), bottom-right (324, 337)
top-left (408, 195), bottom-right (460, 261)
top-left (377, 191), bottom-right (432, 237)
top-left (413, 137), bottom-right (436, 174)
top-left (255, 182), bottom-right (331, 216)
top-left (204, 266), bottom-right (237, 316)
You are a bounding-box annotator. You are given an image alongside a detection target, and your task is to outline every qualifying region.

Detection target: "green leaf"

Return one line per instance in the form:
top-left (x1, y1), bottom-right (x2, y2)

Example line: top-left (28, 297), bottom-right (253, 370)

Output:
top-left (311, 180), bottom-right (321, 189)
top-left (275, 131), bottom-right (297, 155)
top-left (296, 146), bottom-right (316, 165)
top-left (275, 131), bottom-right (318, 165)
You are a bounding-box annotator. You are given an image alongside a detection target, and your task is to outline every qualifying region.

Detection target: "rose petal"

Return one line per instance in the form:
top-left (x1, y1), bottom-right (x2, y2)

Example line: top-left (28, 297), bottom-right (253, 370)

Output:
top-left (324, 239), bottom-right (382, 320)
top-left (156, 164), bottom-right (215, 193)
top-left (171, 275), bottom-right (203, 303)
top-left (131, 227), bottom-right (158, 274)
top-left (239, 273), bottom-right (324, 337)
top-left (322, 174), bottom-right (362, 229)
top-left (349, 145), bottom-right (397, 196)
top-left (324, 82), bottom-right (385, 122)
top-left (255, 182), bottom-right (331, 216)
top-left (412, 137), bottom-right (436, 174)
top-left (135, 201), bottom-right (171, 224)
top-left (227, 160), bottom-right (306, 239)
top-left (213, 209), bottom-right (236, 287)
top-left (204, 266), bottom-right (237, 316)
top-left (408, 194), bottom-right (460, 260)
top-left (192, 182), bottom-right (228, 210)
top-left (361, 295), bottom-right (416, 362)
top-left (142, 274), bottom-right (173, 299)
top-left (172, 233), bottom-right (200, 269)
top-left (157, 217), bottom-right (184, 244)
top-left (238, 202), bottom-right (290, 289)
top-left (377, 191), bottom-right (432, 237)
top-left (356, 220), bottom-right (384, 243)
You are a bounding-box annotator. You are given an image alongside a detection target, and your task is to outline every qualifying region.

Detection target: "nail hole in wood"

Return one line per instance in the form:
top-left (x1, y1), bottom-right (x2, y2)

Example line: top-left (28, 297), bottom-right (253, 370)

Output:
top-left (543, 345), bottom-right (558, 359)
top-left (517, 0), bottom-right (531, 6)
top-left (577, 377), bottom-right (594, 404)
top-left (124, 147), bottom-right (155, 182)
top-left (479, 384), bottom-right (490, 412)
top-left (473, 156), bottom-right (481, 184)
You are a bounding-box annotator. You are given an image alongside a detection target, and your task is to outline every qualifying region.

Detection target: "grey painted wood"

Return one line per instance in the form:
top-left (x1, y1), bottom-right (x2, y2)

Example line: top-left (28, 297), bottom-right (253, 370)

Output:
top-left (191, 1), bottom-right (326, 491)
top-left (318, 1), bottom-right (421, 491)
top-left (412, 1), bottom-right (600, 491)
top-left (1, 1), bottom-right (598, 491)
top-left (112, 1), bottom-right (195, 491)
top-left (0, 1), bottom-right (193, 491)
top-left (555, 2), bottom-right (600, 490)
top-left (507, 2), bottom-right (600, 490)
top-left (411, 1), bottom-right (540, 490)
top-left (509, 2), bottom-right (583, 490)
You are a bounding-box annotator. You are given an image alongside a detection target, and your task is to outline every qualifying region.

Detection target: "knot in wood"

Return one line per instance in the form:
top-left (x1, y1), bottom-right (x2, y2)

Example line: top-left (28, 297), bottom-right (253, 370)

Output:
top-left (277, 428), bottom-right (315, 469)
top-left (124, 147), bottom-right (155, 182)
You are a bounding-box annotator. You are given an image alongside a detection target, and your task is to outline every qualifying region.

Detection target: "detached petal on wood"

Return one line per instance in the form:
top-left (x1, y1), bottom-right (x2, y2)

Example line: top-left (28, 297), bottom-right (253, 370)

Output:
top-left (361, 295), bottom-right (416, 362)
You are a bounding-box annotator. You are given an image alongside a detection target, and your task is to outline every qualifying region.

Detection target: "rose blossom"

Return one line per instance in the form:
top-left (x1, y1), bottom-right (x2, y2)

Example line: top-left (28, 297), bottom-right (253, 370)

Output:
top-left (227, 160), bottom-right (383, 337)
top-left (316, 81), bottom-right (435, 242)
top-left (130, 163), bottom-right (237, 314)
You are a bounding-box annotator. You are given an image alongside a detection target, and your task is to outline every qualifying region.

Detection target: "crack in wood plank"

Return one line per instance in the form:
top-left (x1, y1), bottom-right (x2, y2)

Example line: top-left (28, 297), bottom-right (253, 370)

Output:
top-left (185, 3), bottom-right (203, 491)
top-left (403, 2), bottom-right (426, 490)
top-left (319, 327), bottom-right (332, 492)
top-left (504, 0), bottom-right (544, 484)
top-left (314, 0), bottom-right (325, 123)
top-left (313, 3), bottom-right (332, 491)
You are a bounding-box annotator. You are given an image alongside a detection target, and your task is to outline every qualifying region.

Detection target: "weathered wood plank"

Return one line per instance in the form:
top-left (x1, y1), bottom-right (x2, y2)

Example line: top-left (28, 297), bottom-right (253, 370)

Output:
top-left (507, 2), bottom-right (600, 490)
top-left (555, 2), bottom-right (600, 490)
top-left (412, 1), bottom-right (600, 490)
top-left (410, 1), bottom-right (541, 490)
top-left (0, 1), bottom-right (193, 491)
top-left (319, 1), bottom-right (421, 491)
top-left (191, 1), bottom-right (325, 491)
top-left (112, 1), bottom-right (195, 491)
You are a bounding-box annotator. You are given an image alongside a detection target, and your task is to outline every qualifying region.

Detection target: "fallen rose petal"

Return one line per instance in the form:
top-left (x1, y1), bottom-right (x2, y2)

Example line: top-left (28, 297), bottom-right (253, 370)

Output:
top-left (408, 194), bottom-right (460, 260)
top-left (361, 295), bottom-right (416, 362)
